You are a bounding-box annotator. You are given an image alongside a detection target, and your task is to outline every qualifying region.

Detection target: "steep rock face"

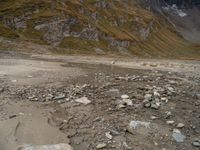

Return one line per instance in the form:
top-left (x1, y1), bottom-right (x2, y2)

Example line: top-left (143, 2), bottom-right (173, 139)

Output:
top-left (0, 0), bottom-right (199, 58)
top-left (140, 0), bottom-right (200, 43)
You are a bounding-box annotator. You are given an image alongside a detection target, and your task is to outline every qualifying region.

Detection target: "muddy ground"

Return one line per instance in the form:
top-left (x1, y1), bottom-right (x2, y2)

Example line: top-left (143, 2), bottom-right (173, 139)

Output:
top-left (0, 51), bottom-right (200, 150)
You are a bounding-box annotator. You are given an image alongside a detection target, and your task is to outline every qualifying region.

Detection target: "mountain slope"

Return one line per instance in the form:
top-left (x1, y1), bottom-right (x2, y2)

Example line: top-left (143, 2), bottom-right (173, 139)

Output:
top-left (0, 0), bottom-right (199, 59)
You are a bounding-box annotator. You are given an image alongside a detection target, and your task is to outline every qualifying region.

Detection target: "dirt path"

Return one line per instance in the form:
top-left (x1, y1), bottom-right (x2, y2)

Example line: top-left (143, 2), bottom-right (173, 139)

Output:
top-left (0, 52), bottom-right (200, 150)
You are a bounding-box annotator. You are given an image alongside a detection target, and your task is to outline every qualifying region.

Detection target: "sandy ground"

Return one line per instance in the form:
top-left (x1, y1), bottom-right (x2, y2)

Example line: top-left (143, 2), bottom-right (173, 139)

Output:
top-left (0, 51), bottom-right (200, 150)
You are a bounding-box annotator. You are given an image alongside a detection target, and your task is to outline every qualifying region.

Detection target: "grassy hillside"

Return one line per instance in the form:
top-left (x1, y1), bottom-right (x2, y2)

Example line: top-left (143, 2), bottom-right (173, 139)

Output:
top-left (0, 0), bottom-right (199, 59)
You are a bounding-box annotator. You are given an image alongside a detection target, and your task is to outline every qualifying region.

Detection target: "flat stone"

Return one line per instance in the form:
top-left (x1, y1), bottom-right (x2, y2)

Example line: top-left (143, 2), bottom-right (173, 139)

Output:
top-left (121, 95), bottom-right (129, 99)
top-left (167, 120), bottom-right (175, 125)
top-left (54, 94), bottom-right (66, 100)
top-left (96, 143), bottom-right (106, 149)
top-left (75, 97), bottom-right (91, 105)
top-left (16, 143), bottom-right (73, 150)
top-left (177, 123), bottom-right (185, 128)
top-left (172, 129), bottom-right (186, 143)
top-left (129, 120), bottom-right (150, 129)
top-left (192, 139), bottom-right (200, 147)
top-left (150, 116), bottom-right (158, 120)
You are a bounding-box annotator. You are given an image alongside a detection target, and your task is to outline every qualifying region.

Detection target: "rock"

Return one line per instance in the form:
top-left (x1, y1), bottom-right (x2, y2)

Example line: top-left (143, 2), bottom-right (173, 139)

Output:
top-left (16, 143), bottom-right (73, 150)
top-left (177, 123), bottom-right (185, 128)
top-left (151, 103), bottom-right (160, 109)
top-left (144, 94), bottom-right (152, 101)
top-left (161, 97), bottom-right (168, 103)
top-left (96, 143), bottom-right (107, 149)
top-left (154, 91), bottom-right (160, 97)
top-left (150, 116), bottom-right (158, 120)
top-left (193, 141), bottom-right (200, 147)
top-left (54, 94), bottom-right (66, 100)
top-left (192, 139), bottom-right (200, 147)
top-left (167, 120), bottom-right (175, 125)
top-left (165, 111), bottom-right (172, 119)
top-left (144, 102), bottom-right (151, 108)
top-left (105, 132), bottom-right (113, 140)
top-left (129, 120), bottom-right (150, 129)
top-left (75, 97), bottom-right (91, 105)
top-left (167, 87), bottom-right (174, 92)
top-left (46, 94), bottom-right (54, 101)
top-left (172, 129), bottom-right (186, 143)
top-left (121, 94), bottom-right (129, 99)
top-left (122, 99), bottom-right (133, 106)
top-left (117, 104), bottom-right (126, 108)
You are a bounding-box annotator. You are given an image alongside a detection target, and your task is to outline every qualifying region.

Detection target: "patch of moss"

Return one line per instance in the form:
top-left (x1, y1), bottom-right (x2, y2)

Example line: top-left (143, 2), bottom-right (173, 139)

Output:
top-left (0, 22), bottom-right (19, 38)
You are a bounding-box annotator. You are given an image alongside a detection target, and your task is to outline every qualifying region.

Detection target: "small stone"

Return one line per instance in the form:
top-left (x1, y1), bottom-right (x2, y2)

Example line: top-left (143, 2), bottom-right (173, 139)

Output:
top-left (167, 120), bottom-right (175, 125)
top-left (150, 116), bottom-right (158, 120)
top-left (54, 94), bottom-right (66, 100)
top-left (192, 141), bottom-right (200, 147)
top-left (161, 97), bottom-right (168, 103)
top-left (118, 104), bottom-right (126, 108)
top-left (144, 103), bottom-right (151, 108)
top-left (121, 95), bottom-right (129, 99)
top-left (165, 111), bottom-right (172, 119)
top-left (75, 97), bottom-right (91, 105)
top-left (129, 120), bottom-right (150, 129)
top-left (154, 91), bottom-right (160, 97)
top-left (46, 94), bottom-right (54, 101)
top-left (105, 132), bottom-right (113, 140)
top-left (151, 103), bottom-right (160, 109)
top-left (177, 123), bottom-right (185, 128)
top-left (122, 99), bottom-right (133, 106)
top-left (144, 94), bottom-right (152, 101)
top-left (172, 129), bottom-right (186, 143)
top-left (96, 143), bottom-right (106, 149)
top-left (167, 87), bottom-right (174, 92)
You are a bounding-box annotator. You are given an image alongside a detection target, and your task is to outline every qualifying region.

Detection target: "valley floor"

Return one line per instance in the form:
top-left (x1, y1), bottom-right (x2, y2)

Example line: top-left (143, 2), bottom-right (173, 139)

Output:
top-left (0, 51), bottom-right (200, 150)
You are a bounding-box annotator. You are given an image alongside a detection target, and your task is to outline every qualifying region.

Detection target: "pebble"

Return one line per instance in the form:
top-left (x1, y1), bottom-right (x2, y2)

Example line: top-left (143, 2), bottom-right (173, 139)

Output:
top-left (150, 116), bottom-right (158, 120)
top-left (144, 94), bottom-right (152, 101)
top-left (165, 111), bottom-right (172, 119)
top-left (167, 120), bottom-right (175, 125)
top-left (75, 97), bottom-right (91, 105)
top-left (177, 123), bottom-right (185, 128)
top-left (54, 94), bottom-right (65, 100)
top-left (122, 99), bottom-right (133, 106)
top-left (121, 95), bottom-right (129, 99)
top-left (154, 91), bottom-right (160, 97)
top-left (117, 103), bottom-right (126, 108)
top-left (144, 103), bottom-right (151, 108)
top-left (151, 103), bottom-right (160, 109)
top-left (105, 132), bottom-right (113, 140)
top-left (96, 143), bottom-right (107, 149)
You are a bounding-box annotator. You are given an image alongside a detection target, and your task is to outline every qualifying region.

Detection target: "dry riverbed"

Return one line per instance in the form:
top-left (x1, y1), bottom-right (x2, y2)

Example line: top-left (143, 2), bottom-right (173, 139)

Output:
top-left (0, 51), bottom-right (200, 150)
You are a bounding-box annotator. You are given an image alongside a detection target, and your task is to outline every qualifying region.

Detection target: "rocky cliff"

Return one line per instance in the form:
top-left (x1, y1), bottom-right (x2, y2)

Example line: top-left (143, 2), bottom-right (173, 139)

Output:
top-left (0, 0), bottom-right (199, 58)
